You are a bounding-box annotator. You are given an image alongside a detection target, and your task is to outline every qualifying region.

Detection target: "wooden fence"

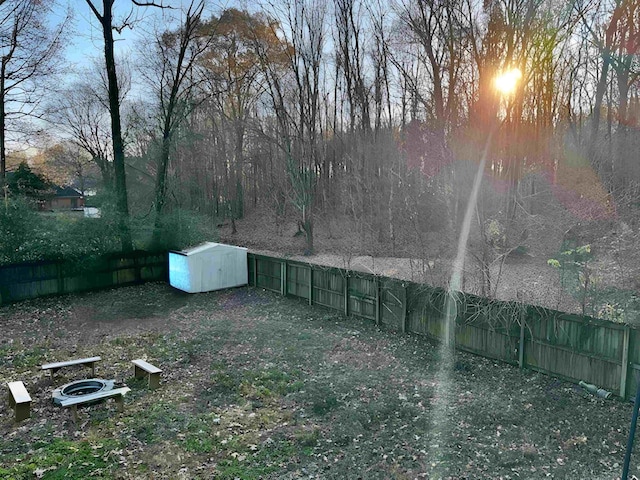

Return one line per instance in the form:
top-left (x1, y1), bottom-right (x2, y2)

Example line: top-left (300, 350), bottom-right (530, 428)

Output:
top-left (2, 249), bottom-right (635, 399)
top-left (0, 251), bottom-right (167, 305)
top-left (249, 252), bottom-right (639, 400)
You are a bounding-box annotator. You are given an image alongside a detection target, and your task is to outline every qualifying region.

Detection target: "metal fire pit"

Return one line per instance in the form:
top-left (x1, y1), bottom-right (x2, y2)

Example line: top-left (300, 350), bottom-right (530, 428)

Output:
top-left (52, 378), bottom-right (115, 406)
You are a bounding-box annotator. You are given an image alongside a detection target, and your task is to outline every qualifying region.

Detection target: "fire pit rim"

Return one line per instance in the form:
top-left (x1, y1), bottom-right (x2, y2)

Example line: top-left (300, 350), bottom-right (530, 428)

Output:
top-left (52, 378), bottom-right (116, 406)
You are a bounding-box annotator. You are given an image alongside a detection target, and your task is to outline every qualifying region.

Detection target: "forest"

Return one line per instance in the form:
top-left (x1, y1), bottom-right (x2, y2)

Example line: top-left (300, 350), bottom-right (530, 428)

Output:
top-left (0, 0), bottom-right (639, 320)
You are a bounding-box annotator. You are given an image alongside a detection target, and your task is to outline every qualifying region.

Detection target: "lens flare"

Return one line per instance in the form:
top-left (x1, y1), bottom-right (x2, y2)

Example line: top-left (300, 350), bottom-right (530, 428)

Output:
top-left (494, 68), bottom-right (522, 95)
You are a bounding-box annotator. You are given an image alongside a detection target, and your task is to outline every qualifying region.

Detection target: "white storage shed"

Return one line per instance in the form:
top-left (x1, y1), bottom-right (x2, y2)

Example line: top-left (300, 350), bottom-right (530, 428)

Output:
top-left (169, 242), bottom-right (248, 293)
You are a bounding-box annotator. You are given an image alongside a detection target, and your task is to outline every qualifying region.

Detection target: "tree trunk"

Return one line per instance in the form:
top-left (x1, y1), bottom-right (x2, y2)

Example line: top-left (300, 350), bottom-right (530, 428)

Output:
top-left (615, 60), bottom-right (631, 192)
top-left (302, 204), bottom-right (313, 255)
top-left (589, 50), bottom-right (611, 161)
top-left (0, 70), bottom-right (5, 188)
top-left (152, 133), bottom-right (171, 246)
top-left (101, 2), bottom-right (132, 251)
top-left (95, 156), bottom-right (113, 190)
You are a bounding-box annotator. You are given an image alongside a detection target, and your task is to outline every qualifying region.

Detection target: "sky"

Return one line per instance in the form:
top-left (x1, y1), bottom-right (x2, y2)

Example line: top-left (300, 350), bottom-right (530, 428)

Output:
top-left (52, 0), bottom-right (243, 105)
top-left (61, 1), bottom-right (184, 70)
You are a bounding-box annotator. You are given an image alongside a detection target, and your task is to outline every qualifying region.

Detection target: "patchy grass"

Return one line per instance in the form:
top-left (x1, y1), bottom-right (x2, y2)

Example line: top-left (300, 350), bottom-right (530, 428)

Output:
top-left (0, 282), bottom-right (636, 479)
top-left (0, 437), bottom-right (121, 479)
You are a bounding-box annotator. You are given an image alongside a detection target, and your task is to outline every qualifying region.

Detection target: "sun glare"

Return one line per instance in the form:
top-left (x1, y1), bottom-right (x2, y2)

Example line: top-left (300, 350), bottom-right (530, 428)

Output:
top-left (494, 68), bottom-right (522, 95)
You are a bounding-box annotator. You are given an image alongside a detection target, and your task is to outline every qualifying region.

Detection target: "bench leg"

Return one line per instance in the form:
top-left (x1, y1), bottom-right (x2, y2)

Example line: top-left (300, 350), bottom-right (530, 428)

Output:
top-left (15, 401), bottom-right (30, 422)
top-left (70, 405), bottom-right (78, 424)
top-left (148, 373), bottom-right (161, 390)
top-left (114, 395), bottom-right (124, 413)
top-left (8, 395), bottom-right (30, 422)
top-left (89, 362), bottom-right (96, 377)
top-left (134, 365), bottom-right (145, 379)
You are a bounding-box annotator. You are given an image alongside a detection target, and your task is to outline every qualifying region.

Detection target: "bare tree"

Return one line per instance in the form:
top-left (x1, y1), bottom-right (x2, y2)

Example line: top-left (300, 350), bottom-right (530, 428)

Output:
top-left (40, 142), bottom-right (97, 195)
top-left (0, 0), bottom-right (66, 187)
top-left (49, 57), bottom-right (133, 190)
top-left (254, 0), bottom-right (326, 254)
top-left (50, 81), bottom-right (115, 188)
top-left (334, 0), bottom-right (370, 133)
top-left (139, 1), bottom-right (210, 244)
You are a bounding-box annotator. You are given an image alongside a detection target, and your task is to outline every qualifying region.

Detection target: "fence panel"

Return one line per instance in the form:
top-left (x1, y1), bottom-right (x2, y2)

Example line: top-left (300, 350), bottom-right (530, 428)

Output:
top-left (287, 263), bottom-right (311, 300)
top-left (626, 329), bottom-right (640, 400)
top-left (406, 283), bottom-right (445, 338)
top-left (255, 256), bottom-right (282, 293)
top-left (312, 268), bottom-right (345, 312)
top-left (457, 324), bottom-right (519, 364)
top-left (380, 278), bottom-right (405, 331)
top-left (524, 308), bottom-right (624, 393)
top-left (0, 251), bottom-right (166, 304)
top-left (457, 296), bottom-right (520, 364)
top-left (137, 252), bottom-right (166, 283)
top-left (348, 274), bottom-right (377, 320)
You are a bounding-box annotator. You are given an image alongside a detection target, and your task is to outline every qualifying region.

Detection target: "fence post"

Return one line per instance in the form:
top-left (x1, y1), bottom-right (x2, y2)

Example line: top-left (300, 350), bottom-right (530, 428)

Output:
top-left (519, 317), bottom-right (526, 370)
top-left (401, 284), bottom-right (408, 333)
top-left (375, 276), bottom-right (381, 326)
top-left (281, 260), bottom-right (287, 296)
top-left (308, 266), bottom-right (313, 306)
top-left (252, 255), bottom-right (257, 287)
top-left (621, 325), bottom-right (631, 399)
top-left (344, 273), bottom-right (349, 316)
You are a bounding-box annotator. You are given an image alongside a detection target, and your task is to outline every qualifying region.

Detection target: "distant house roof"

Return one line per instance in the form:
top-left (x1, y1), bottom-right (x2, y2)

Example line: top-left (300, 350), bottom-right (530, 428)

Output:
top-left (54, 186), bottom-right (83, 198)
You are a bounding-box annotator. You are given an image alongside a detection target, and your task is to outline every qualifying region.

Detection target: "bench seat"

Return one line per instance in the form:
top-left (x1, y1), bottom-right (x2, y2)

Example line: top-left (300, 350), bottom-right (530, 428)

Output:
top-left (41, 356), bottom-right (101, 378)
top-left (60, 386), bottom-right (131, 422)
top-left (7, 381), bottom-right (31, 422)
top-left (132, 359), bottom-right (162, 389)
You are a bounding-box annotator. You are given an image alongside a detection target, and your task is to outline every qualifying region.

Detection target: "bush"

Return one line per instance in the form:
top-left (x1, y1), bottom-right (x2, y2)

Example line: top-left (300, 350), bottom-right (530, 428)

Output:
top-left (0, 195), bottom-right (217, 266)
top-left (0, 189), bottom-right (217, 268)
top-left (0, 197), bottom-right (42, 264)
top-left (0, 199), bottom-right (123, 265)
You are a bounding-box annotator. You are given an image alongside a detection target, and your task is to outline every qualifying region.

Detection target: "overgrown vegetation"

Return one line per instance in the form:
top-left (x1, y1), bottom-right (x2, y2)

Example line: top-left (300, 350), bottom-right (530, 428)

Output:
top-left (548, 242), bottom-right (640, 322)
top-left (0, 196), bottom-right (216, 265)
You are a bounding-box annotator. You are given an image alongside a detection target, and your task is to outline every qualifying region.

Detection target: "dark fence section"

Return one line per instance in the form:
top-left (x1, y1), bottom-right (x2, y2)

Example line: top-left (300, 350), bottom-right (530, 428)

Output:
top-left (249, 253), bottom-right (637, 400)
top-left (0, 251), bottom-right (167, 304)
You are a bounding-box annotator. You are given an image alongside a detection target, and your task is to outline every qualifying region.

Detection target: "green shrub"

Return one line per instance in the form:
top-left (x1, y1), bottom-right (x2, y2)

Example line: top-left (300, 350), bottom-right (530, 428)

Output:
top-left (0, 194), bottom-right (217, 265)
top-left (0, 197), bottom-right (41, 263)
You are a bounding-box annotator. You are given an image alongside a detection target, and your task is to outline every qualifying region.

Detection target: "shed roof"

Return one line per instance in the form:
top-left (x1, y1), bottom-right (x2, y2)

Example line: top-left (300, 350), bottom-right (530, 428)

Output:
top-left (172, 242), bottom-right (247, 256)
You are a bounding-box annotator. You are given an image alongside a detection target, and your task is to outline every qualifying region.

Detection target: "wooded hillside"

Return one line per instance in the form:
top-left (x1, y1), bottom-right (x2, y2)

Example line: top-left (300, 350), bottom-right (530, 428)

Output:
top-left (1, 0), bottom-right (639, 321)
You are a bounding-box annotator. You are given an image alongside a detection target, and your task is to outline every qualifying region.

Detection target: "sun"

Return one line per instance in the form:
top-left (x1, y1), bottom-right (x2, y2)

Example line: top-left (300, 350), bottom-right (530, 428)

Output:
top-left (494, 68), bottom-right (522, 95)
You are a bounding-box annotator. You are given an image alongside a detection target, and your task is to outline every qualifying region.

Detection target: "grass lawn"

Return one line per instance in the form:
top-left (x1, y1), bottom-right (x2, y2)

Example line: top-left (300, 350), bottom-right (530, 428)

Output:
top-left (0, 282), bottom-right (635, 479)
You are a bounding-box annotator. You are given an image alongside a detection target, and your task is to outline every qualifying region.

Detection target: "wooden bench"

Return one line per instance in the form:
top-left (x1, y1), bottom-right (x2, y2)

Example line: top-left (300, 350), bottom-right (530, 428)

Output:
top-left (60, 386), bottom-right (131, 423)
top-left (132, 359), bottom-right (162, 390)
top-left (41, 356), bottom-right (101, 379)
top-left (7, 381), bottom-right (31, 422)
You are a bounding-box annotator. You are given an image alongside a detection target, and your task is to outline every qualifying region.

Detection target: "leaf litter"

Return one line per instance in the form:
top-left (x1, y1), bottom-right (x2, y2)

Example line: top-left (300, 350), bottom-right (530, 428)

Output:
top-left (0, 282), bottom-right (636, 479)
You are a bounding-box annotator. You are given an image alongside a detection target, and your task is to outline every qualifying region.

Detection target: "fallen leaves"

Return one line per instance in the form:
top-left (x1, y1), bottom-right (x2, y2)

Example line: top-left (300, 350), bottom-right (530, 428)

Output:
top-left (0, 284), bottom-right (635, 479)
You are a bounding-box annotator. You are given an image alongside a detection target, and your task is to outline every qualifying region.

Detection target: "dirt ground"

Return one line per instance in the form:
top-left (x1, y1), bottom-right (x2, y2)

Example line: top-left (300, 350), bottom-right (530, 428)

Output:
top-left (1, 283), bottom-right (638, 479)
top-left (219, 208), bottom-right (640, 320)
top-left (218, 207), bottom-right (599, 314)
